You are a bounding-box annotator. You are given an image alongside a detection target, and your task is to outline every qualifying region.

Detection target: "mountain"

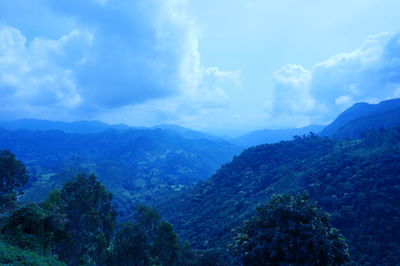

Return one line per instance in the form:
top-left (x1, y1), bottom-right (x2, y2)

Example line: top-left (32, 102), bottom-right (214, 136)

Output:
top-left (0, 127), bottom-right (241, 216)
top-left (331, 107), bottom-right (400, 139)
top-left (0, 119), bottom-right (223, 142)
top-left (233, 125), bottom-right (324, 147)
top-left (320, 98), bottom-right (400, 138)
top-left (0, 119), bottom-right (132, 134)
top-left (152, 124), bottom-right (222, 141)
top-left (157, 127), bottom-right (400, 265)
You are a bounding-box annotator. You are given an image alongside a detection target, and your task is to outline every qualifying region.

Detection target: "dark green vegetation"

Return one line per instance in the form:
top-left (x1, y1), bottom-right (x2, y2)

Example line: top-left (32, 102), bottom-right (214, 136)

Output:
top-left (0, 241), bottom-right (65, 266)
top-left (1, 173), bottom-right (117, 265)
top-left (0, 127), bottom-right (240, 216)
top-left (0, 150), bottom-right (29, 211)
top-left (0, 169), bottom-right (224, 266)
top-left (231, 193), bottom-right (349, 265)
top-left (320, 98), bottom-right (400, 138)
top-left (233, 124), bottom-right (324, 147)
top-left (2, 101), bottom-right (400, 265)
top-left (329, 107), bottom-right (400, 139)
top-left (158, 126), bottom-right (400, 264)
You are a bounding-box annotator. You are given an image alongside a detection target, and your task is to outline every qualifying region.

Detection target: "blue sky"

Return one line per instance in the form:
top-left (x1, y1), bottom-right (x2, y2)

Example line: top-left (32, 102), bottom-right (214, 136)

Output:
top-left (1, 0), bottom-right (400, 135)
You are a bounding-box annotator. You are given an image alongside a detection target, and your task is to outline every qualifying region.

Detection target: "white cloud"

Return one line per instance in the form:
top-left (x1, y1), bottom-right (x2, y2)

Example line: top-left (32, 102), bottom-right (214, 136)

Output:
top-left (268, 32), bottom-right (400, 127)
top-left (0, 0), bottom-right (240, 124)
top-left (0, 25), bottom-right (91, 119)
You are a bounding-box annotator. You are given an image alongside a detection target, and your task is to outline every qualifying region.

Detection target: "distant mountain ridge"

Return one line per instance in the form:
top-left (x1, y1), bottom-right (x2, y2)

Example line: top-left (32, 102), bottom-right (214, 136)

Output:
top-left (320, 98), bottom-right (400, 138)
top-left (151, 124), bottom-right (223, 141)
top-left (0, 119), bottom-right (221, 141)
top-left (330, 107), bottom-right (400, 139)
top-left (0, 119), bottom-right (133, 134)
top-left (0, 126), bottom-right (241, 215)
top-left (233, 125), bottom-right (325, 147)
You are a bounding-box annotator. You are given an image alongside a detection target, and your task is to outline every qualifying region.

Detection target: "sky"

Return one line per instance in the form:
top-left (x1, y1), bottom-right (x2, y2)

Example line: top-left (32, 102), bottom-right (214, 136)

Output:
top-left (1, 0), bottom-right (400, 136)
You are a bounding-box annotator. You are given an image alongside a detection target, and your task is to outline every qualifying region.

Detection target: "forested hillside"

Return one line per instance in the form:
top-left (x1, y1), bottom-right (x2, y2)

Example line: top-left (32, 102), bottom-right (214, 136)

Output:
top-left (157, 126), bottom-right (400, 265)
top-left (0, 158), bottom-right (223, 266)
top-left (329, 107), bottom-right (400, 139)
top-left (0, 127), bottom-right (241, 215)
top-left (1, 123), bottom-right (399, 265)
top-left (233, 125), bottom-right (324, 147)
top-left (320, 98), bottom-right (400, 138)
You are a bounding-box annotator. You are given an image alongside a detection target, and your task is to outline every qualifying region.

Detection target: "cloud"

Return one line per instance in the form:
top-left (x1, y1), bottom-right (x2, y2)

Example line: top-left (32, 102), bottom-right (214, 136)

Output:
top-left (269, 32), bottom-right (400, 127)
top-left (0, 0), bottom-right (239, 122)
top-left (0, 25), bottom-right (87, 119)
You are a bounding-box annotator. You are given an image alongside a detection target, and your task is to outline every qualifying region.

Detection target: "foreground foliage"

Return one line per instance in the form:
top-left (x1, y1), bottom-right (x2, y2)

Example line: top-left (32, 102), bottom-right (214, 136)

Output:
top-left (0, 240), bottom-right (65, 266)
top-left (2, 203), bottom-right (55, 255)
top-left (0, 150), bottom-right (29, 211)
top-left (231, 193), bottom-right (349, 265)
top-left (57, 173), bottom-right (117, 265)
top-left (0, 161), bottom-right (224, 266)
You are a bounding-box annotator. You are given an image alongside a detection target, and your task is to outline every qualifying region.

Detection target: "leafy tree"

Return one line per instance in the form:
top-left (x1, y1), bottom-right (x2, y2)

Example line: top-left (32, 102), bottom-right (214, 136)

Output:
top-left (113, 222), bottom-right (151, 266)
top-left (152, 222), bottom-right (179, 266)
top-left (41, 189), bottom-right (63, 213)
top-left (0, 150), bottom-right (29, 211)
top-left (2, 203), bottom-right (54, 255)
top-left (189, 249), bottom-right (225, 266)
top-left (134, 204), bottom-right (161, 242)
top-left (0, 240), bottom-right (65, 266)
top-left (231, 193), bottom-right (349, 266)
top-left (112, 205), bottom-right (184, 266)
top-left (56, 173), bottom-right (117, 266)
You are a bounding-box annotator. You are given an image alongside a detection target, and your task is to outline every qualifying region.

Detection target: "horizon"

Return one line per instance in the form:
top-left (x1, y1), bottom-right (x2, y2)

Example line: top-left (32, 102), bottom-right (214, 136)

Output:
top-left (0, 117), bottom-right (327, 137)
top-left (2, 97), bottom-right (398, 137)
top-left (1, 1), bottom-right (400, 135)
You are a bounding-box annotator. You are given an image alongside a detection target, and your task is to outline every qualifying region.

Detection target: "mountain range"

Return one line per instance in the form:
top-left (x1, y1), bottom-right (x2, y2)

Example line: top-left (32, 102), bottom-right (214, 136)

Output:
top-left (234, 98), bottom-right (400, 146)
top-left (0, 127), bottom-right (241, 216)
top-left (1, 98), bottom-right (400, 264)
top-left (232, 124), bottom-right (324, 147)
top-left (320, 98), bottom-right (400, 138)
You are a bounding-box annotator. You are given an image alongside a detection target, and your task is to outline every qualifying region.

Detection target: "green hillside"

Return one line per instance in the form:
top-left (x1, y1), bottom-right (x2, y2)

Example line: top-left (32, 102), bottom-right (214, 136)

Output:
top-left (0, 241), bottom-right (65, 266)
top-left (157, 127), bottom-right (400, 265)
top-left (0, 127), bottom-right (241, 216)
top-left (320, 98), bottom-right (400, 138)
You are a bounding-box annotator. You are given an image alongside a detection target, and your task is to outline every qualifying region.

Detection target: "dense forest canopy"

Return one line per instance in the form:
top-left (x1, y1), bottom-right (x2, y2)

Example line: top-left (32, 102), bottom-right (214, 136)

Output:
top-left (0, 168), bottom-right (227, 265)
top-left (0, 127), bottom-right (241, 219)
top-left (157, 126), bottom-right (400, 265)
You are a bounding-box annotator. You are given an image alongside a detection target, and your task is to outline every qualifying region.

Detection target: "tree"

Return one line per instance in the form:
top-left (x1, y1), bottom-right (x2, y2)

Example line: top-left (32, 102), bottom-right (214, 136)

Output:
top-left (2, 203), bottom-right (54, 255)
top-left (0, 150), bottom-right (29, 211)
top-left (231, 193), bottom-right (349, 266)
top-left (152, 222), bottom-right (179, 266)
top-left (113, 222), bottom-right (151, 266)
top-left (112, 205), bottom-right (183, 266)
top-left (56, 173), bottom-right (117, 266)
top-left (0, 240), bottom-right (65, 266)
top-left (134, 204), bottom-right (161, 241)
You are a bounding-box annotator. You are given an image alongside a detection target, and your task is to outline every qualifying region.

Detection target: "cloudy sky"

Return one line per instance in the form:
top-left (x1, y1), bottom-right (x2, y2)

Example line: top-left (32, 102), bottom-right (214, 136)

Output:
top-left (1, 0), bottom-right (400, 135)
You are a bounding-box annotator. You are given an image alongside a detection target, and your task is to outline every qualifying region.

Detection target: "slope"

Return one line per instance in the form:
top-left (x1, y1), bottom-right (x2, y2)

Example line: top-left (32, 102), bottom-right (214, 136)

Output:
top-left (330, 107), bottom-right (400, 139)
top-left (320, 98), bottom-right (400, 137)
top-left (157, 128), bottom-right (400, 265)
top-left (0, 127), bottom-right (241, 216)
top-left (233, 125), bottom-right (324, 147)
